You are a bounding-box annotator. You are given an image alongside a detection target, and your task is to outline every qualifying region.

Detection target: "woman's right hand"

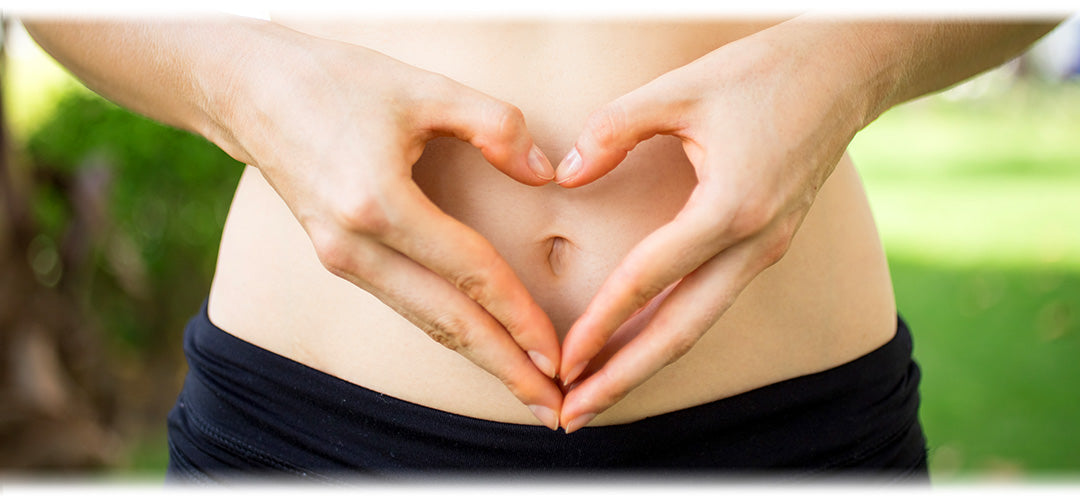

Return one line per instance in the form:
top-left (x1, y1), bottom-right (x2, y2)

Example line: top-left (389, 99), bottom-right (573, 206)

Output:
top-left (212, 32), bottom-right (563, 429)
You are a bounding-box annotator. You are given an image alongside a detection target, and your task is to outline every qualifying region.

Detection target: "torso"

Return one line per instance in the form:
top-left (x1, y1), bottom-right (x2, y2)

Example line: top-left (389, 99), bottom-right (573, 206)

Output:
top-left (207, 18), bottom-right (897, 426)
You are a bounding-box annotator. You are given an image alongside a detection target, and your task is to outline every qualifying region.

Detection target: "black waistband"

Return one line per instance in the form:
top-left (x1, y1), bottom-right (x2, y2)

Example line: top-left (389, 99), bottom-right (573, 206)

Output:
top-left (167, 300), bottom-right (926, 479)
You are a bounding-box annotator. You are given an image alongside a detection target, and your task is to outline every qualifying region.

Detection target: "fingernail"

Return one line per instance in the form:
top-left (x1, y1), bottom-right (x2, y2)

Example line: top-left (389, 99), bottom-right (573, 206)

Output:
top-left (555, 148), bottom-right (582, 185)
top-left (528, 350), bottom-right (556, 379)
top-left (562, 361), bottom-right (587, 387)
top-left (528, 405), bottom-right (559, 431)
top-left (563, 413), bottom-right (596, 434)
top-left (527, 145), bottom-right (555, 181)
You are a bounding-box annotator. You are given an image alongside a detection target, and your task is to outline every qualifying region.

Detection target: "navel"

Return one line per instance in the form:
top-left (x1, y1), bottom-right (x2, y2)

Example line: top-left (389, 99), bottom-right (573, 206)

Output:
top-left (546, 236), bottom-right (571, 276)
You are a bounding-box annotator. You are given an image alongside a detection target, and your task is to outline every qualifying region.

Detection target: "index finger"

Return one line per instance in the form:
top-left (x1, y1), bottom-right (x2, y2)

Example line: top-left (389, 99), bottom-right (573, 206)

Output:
top-left (559, 186), bottom-right (740, 385)
top-left (559, 237), bottom-right (759, 432)
top-left (379, 180), bottom-right (561, 379)
top-left (319, 229), bottom-right (564, 429)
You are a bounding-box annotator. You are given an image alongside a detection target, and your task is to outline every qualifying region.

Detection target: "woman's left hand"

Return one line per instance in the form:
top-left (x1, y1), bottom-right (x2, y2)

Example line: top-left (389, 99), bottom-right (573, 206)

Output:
top-left (554, 21), bottom-right (878, 433)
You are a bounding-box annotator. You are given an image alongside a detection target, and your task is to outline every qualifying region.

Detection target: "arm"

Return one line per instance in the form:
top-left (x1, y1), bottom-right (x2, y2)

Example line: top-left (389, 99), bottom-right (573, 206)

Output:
top-left (844, 20), bottom-right (1058, 129)
top-left (555, 18), bottom-right (1060, 432)
top-left (23, 17), bottom-right (565, 429)
top-left (23, 18), bottom-right (267, 159)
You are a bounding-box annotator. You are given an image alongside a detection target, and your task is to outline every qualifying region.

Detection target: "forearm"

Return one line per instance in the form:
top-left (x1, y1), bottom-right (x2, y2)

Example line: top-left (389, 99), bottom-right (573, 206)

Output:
top-left (21, 17), bottom-right (314, 164)
top-left (836, 19), bottom-right (1059, 127)
top-left (740, 17), bottom-right (1057, 138)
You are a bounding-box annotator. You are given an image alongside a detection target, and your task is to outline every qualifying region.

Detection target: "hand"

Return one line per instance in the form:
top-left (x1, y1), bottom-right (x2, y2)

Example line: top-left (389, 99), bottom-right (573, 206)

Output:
top-left (222, 36), bottom-right (564, 429)
top-left (554, 22), bottom-right (871, 432)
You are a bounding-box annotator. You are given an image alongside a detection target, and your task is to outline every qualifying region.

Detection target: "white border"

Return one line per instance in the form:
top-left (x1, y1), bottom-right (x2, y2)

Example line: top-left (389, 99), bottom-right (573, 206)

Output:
top-left (1, 0), bottom-right (1077, 18)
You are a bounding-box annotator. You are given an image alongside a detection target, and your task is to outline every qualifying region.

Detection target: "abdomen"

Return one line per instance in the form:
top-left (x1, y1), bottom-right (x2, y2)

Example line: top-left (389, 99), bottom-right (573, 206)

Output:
top-left (208, 19), bottom-right (898, 426)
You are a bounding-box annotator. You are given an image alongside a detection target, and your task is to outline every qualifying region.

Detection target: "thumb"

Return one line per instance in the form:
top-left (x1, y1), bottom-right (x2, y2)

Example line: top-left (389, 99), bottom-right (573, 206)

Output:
top-left (421, 82), bottom-right (554, 186)
top-left (555, 85), bottom-right (686, 188)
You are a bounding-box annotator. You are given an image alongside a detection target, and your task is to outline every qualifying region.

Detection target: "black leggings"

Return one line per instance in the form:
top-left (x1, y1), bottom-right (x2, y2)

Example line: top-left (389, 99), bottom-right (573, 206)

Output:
top-left (166, 300), bottom-right (928, 482)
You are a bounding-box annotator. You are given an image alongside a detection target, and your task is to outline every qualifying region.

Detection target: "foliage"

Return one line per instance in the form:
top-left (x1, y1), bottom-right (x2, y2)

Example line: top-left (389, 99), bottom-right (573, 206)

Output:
top-left (4, 89), bottom-right (243, 472)
top-left (25, 91), bottom-right (243, 355)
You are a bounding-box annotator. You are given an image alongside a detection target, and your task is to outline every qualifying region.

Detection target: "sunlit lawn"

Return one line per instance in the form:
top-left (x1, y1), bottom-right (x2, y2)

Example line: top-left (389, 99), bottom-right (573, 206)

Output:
top-left (6, 28), bottom-right (1080, 480)
top-left (850, 79), bottom-right (1080, 480)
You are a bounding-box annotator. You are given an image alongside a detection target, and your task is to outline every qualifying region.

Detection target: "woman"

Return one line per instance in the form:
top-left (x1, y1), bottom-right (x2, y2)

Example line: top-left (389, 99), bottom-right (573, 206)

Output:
top-left (24, 13), bottom-right (1057, 479)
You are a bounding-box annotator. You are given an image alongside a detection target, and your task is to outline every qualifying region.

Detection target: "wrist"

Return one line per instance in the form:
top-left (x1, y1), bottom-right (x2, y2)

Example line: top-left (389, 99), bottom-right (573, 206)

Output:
top-left (191, 19), bottom-right (321, 166)
top-left (836, 22), bottom-right (921, 128)
top-left (809, 19), bottom-right (1061, 130)
top-left (770, 18), bottom-right (908, 133)
top-left (724, 19), bottom-right (884, 144)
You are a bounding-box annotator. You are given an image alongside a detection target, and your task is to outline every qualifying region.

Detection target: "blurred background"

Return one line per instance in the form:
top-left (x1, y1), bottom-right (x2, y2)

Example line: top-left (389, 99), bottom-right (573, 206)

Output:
top-left (0, 15), bottom-right (1078, 481)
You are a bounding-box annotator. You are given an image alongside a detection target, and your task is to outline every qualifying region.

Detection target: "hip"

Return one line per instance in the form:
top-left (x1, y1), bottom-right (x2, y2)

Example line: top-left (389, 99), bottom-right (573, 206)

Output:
top-left (168, 298), bottom-right (925, 478)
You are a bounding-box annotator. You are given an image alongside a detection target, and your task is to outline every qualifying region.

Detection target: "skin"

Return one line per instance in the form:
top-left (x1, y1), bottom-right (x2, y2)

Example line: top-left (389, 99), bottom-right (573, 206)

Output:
top-left (553, 18), bottom-right (1060, 431)
top-left (23, 15), bottom-right (1058, 434)
top-left (25, 17), bottom-right (567, 428)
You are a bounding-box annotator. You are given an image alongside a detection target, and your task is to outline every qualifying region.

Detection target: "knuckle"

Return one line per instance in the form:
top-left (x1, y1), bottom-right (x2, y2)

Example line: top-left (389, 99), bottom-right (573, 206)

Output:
top-left (334, 194), bottom-right (390, 236)
top-left (453, 266), bottom-right (494, 305)
top-left (667, 331), bottom-right (701, 361)
top-left (688, 188), bottom-right (731, 238)
top-left (761, 232), bottom-right (793, 267)
top-left (423, 313), bottom-right (473, 353)
top-left (726, 216), bottom-right (759, 242)
top-left (586, 104), bottom-right (627, 149)
top-left (611, 267), bottom-right (666, 314)
top-left (309, 228), bottom-right (351, 276)
top-left (489, 102), bottom-right (526, 143)
top-left (728, 200), bottom-right (774, 240)
top-left (495, 309), bottom-right (529, 341)
top-left (627, 280), bottom-right (666, 313)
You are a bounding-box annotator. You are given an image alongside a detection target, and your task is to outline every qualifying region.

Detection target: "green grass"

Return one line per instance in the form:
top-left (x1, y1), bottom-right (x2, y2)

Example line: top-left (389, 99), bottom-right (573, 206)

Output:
top-left (851, 80), bottom-right (1080, 480)
top-left (891, 258), bottom-right (1080, 479)
top-left (852, 82), bottom-right (1080, 271)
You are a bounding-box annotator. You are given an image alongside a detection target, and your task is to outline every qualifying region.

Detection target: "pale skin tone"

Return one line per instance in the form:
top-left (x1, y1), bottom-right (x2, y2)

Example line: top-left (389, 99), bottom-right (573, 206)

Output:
top-left (25, 15), bottom-right (1057, 434)
top-left (552, 19), bottom-right (1061, 431)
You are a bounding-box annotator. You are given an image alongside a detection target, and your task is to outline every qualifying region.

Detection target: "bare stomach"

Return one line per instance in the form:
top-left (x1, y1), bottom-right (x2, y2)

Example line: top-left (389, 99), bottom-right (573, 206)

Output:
top-left (207, 19), bottom-right (898, 426)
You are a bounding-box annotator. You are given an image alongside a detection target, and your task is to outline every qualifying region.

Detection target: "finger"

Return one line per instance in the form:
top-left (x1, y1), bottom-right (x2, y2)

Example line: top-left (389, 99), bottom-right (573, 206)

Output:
top-left (554, 78), bottom-right (690, 187)
top-left (376, 181), bottom-right (562, 380)
top-left (556, 282), bottom-right (677, 394)
top-left (315, 228), bottom-right (564, 430)
top-left (560, 238), bottom-right (761, 433)
top-left (559, 187), bottom-right (740, 385)
top-left (418, 78), bottom-right (554, 185)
